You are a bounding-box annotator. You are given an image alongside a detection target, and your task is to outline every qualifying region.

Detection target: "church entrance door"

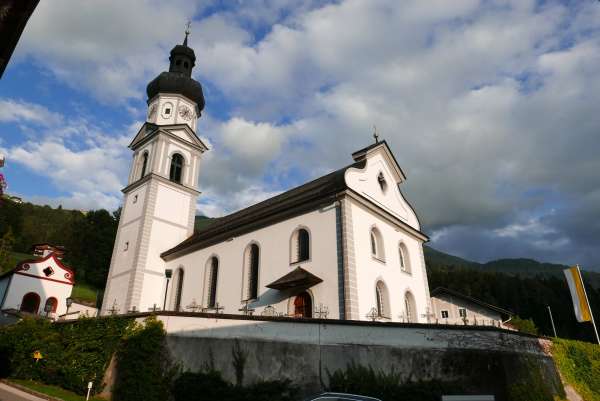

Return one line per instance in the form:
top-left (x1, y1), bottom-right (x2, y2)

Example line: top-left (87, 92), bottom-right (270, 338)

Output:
top-left (294, 291), bottom-right (312, 318)
top-left (20, 292), bottom-right (40, 314)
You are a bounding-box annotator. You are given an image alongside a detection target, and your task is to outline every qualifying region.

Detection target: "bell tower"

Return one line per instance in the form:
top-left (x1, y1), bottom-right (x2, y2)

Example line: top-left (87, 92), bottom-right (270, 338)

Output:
top-left (102, 30), bottom-right (208, 314)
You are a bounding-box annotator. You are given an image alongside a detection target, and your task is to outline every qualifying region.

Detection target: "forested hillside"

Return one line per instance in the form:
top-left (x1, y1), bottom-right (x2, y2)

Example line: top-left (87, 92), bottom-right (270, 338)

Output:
top-left (0, 197), bottom-right (118, 291)
top-left (426, 247), bottom-right (600, 343)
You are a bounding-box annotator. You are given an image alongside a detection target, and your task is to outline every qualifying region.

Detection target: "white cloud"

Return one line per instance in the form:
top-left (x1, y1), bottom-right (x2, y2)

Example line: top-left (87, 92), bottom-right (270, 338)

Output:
top-left (0, 98), bottom-right (63, 126)
top-left (6, 0), bottom-right (600, 267)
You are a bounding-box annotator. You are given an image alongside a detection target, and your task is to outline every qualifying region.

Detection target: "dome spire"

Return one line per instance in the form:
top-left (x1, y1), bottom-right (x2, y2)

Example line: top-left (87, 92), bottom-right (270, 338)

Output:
top-left (183, 20), bottom-right (191, 46)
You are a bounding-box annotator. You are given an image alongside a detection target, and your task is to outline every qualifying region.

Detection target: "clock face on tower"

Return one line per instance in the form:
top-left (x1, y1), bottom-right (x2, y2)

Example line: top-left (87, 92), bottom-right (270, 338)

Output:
top-left (178, 105), bottom-right (193, 121)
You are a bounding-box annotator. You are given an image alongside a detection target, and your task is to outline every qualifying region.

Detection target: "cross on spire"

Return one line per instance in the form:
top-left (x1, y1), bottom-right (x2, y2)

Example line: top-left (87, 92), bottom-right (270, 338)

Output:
top-left (183, 20), bottom-right (191, 46)
top-left (373, 125), bottom-right (379, 144)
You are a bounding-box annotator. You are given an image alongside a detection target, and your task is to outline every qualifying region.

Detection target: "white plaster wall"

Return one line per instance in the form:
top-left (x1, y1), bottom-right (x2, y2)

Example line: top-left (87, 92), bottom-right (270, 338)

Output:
top-left (154, 184), bottom-right (191, 227)
top-left (121, 185), bottom-right (146, 226)
top-left (144, 220), bottom-right (187, 275)
top-left (431, 295), bottom-right (503, 326)
top-left (138, 273), bottom-right (168, 312)
top-left (164, 205), bottom-right (340, 318)
top-left (350, 199), bottom-right (429, 323)
top-left (0, 276), bottom-right (10, 307)
top-left (345, 151), bottom-right (420, 229)
top-left (102, 273), bottom-right (130, 312)
top-left (62, 301), bottom-right (99, 319)
top-left (3, 274), bottom-right (72, 316)
top-left (111, 222), bottom-right (140, 276)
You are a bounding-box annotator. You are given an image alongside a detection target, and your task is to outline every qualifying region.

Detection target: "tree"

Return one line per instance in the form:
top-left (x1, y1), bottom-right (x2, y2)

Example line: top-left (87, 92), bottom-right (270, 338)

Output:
top-left (509, 316), bottom-right (539, 335)
top-left (0, 228), bottom-right (15, 272)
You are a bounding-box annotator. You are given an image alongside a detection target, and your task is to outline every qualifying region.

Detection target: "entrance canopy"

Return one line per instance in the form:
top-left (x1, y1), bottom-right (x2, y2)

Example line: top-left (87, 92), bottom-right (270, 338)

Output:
top-left (266, 267), bottom-right (323, 291)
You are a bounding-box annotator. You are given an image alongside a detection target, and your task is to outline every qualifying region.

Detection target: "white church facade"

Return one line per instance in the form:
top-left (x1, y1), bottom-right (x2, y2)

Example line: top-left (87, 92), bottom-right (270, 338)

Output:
top-left (102, 35), bottom-right (432, 323)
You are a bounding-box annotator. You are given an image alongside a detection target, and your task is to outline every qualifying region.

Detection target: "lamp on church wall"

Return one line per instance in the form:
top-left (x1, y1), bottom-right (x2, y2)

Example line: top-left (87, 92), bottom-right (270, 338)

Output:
top-left (65, 297), bottom-right (73, 314)
top-left (163, 269), bottom-right (173, 310)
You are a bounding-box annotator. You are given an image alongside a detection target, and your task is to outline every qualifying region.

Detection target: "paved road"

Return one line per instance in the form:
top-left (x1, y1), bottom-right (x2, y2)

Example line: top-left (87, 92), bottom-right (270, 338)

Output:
top-left (0, 383), bottom-right (46, 401)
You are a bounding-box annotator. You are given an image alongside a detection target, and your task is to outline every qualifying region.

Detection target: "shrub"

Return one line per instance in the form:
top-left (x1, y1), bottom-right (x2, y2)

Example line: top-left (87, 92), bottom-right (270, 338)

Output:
top-left (0, 316), bottom-right (130, 395)
top-left (112, 316), bottom-right (177, 401)
top-left (509, 316), bottom-right (539, 335)
top-left (327, 361), bottom-right (465, 401)
top-left (171, 370), bottom-right (298, 401)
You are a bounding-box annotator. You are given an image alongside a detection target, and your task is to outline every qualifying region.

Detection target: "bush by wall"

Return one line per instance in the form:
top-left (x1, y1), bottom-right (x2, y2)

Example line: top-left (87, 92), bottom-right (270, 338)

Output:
top-left (171, 370), bottom-right (298, 401)
top-left (112, 316), bottom-right (177, 401)
top-left (326, 361), bottom-right (466, 401)
top-left (0, 316), bottom-right (131, 395)
top-left (553, 338), bottom-right (600, 401)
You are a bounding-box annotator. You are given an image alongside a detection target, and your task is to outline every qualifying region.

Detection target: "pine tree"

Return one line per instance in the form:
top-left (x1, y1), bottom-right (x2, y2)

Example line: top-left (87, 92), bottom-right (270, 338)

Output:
top-left (0, 227), bottom-right (15, 272)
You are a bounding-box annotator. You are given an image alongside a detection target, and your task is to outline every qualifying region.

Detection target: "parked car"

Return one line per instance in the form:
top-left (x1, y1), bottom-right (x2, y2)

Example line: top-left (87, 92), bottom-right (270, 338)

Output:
top-left (303, 392), bottom-right (382, 401)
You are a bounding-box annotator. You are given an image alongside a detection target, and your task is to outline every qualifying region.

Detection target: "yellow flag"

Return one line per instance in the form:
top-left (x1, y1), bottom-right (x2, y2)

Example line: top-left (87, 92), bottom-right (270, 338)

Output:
top-left (564, 266), bottom-right (592, 322)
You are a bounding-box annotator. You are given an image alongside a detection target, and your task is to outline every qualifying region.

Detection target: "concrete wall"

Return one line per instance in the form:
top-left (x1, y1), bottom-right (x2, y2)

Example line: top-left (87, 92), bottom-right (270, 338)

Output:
top-left (152, 314), bottom-right (563, 400)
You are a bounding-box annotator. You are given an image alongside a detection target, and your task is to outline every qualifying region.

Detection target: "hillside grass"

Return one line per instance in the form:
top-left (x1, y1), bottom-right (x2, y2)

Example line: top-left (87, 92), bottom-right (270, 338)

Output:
top-left (71, 282), bottom-right (99, 305)
top-left (1, 251), bottom-right (37, 273)
top-left (8, 379), bottom-right (106, 401)
top-left (553, 338), bottom-right (600, 401)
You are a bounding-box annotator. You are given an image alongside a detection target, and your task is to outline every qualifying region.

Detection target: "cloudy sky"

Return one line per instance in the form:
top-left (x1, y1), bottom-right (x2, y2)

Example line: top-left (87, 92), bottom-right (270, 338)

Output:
top-left (1, 0), bottom-right (599, 270)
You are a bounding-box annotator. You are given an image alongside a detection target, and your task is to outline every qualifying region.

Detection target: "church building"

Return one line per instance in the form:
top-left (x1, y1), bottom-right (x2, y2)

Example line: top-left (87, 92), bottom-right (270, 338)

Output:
top-left (101, 34), bottom-right (432, 323)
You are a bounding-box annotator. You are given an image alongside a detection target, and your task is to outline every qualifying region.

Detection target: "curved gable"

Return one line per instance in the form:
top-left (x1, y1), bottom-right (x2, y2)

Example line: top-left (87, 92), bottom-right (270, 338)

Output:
top-left (345, 143), bottom-right (421, 231)
top-left (15, 254), bottom-right (75, 285)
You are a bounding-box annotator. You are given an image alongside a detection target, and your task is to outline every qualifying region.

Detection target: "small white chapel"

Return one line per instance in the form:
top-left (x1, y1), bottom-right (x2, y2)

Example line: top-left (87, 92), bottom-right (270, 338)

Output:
top-left (101, 33), bottom-right (432, 323)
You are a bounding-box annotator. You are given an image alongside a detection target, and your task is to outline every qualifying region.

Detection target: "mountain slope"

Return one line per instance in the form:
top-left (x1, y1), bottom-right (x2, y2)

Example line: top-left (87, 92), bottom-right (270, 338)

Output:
top-left (424, 246), bottom-right (600, 289)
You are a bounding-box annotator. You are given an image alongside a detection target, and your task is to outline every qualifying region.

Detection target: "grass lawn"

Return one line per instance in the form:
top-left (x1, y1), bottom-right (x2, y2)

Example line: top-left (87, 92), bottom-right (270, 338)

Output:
top-left (552, 338), bottom-right (600, 401)
top-left (9, 379), bottom-right (106, 401)
top-left (71, 282), bottom-right (100, 306)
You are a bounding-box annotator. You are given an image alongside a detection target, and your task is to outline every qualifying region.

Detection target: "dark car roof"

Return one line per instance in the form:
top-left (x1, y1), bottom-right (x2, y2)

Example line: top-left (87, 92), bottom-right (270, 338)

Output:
top-left (303, 392), bottom-right (382, 401)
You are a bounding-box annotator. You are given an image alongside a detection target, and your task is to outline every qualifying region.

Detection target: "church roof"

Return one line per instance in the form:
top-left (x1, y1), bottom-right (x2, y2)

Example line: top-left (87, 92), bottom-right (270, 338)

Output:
top-left (146, 34), bottom-right (205, 112)
top-left (266, 267), bottom-right (323, 291)
top-left (161, 159), bottom-right (366, 260)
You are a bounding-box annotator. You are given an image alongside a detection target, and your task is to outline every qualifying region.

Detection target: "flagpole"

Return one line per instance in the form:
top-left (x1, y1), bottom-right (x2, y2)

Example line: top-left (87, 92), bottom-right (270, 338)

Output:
top-left (577, 265), bottom-right (600, 345)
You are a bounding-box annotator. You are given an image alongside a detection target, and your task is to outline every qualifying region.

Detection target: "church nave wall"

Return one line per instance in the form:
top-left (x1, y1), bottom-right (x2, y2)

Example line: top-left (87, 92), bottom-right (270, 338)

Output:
top-left (163, 205), bottom-right (340, 318)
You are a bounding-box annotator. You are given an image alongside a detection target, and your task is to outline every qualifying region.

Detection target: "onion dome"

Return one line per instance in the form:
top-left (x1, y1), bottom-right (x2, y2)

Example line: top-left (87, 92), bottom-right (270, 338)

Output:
top-left (146, 31), bottom-right (205, 113)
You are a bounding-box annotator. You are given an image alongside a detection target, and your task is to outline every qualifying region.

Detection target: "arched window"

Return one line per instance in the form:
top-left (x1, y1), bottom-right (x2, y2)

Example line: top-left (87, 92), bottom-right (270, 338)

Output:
top-left (399, 242), bottom-right (411, 274)
top-left (370, 227), bottom-right (385, 261)
top-left (44, 297), bottom-right (58, 313)
top-left (243, 244), bottom-right (260, 301)
top-left (404, 291), bottom-right (417, 323)
top-left (140, 152), bottom-right (148, 178)
top-left (173, 268), bottom-right (184, 311)
top-left (169, 153), bottom-right (184, 184)
top-left (375, 281), bottom-right (390, 318)
top-left (205, 257), bottom-right (219, 308)
top-left (20, 292), bottom-right (40, 314)
top-left (290, 228), bottom-right (310, 263)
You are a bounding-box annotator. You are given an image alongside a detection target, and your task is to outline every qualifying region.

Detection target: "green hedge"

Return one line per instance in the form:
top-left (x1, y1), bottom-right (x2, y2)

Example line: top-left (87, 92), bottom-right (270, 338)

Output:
top-left (327, 362), bottom-right (465, 401)
top-left (112, 316), bottom-right (176, 401)
top-left (0, 316), bottom-right (131, 395)
top-left (553, 338), bottom-right (600, 401)
top-left (171, 371), bottom-right (298, 401)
